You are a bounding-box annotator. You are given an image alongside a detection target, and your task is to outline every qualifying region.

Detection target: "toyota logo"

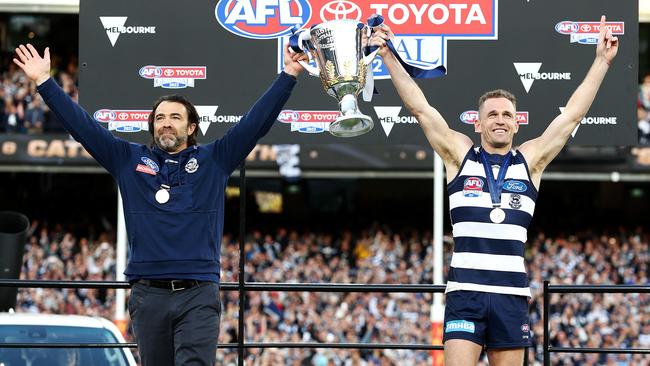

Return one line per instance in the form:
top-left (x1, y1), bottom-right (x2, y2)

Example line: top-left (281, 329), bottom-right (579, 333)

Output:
top-left (320, 0), bottom-right (362, 21)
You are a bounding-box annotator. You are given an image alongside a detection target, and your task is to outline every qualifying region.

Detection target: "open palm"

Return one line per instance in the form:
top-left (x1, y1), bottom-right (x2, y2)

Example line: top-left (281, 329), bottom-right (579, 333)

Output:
top-left (13, 44), bottom-right (51, 85)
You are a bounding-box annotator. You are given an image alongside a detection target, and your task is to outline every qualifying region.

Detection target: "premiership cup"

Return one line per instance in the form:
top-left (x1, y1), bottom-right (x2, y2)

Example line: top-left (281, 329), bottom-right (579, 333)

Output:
top-left (292, 20), bottom-right (378, 137)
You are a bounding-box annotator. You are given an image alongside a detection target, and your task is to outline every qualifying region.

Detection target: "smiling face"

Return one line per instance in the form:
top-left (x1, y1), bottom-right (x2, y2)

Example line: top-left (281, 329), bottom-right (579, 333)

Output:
top-left (475, 95), bottom-right (519, 153)
top-left (152, 101), bottom-right (196, 153)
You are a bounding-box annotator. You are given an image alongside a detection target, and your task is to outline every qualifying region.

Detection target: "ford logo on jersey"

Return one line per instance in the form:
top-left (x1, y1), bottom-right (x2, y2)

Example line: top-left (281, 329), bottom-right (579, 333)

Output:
top-left (503, 180), bottom-right (527, 193)
top-left (141, 157), bottom-right (160, 173)
top-left (215, 0), bottom-right (312, 39)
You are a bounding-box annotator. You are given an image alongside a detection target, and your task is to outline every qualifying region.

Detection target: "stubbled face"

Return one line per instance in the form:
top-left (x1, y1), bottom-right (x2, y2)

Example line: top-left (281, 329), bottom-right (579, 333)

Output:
top-left (475, 97), bottom-right (519, 149)
top-left (153, 101), bottom-right (195, 153)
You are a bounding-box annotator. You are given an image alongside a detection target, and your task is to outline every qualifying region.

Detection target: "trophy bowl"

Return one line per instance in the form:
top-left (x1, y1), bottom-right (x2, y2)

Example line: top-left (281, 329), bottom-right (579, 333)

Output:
top-left (298, 19), bottom-right (375, 137)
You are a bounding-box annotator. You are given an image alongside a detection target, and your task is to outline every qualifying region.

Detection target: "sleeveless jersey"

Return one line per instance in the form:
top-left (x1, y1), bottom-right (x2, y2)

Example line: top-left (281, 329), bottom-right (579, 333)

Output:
top-left (446, 147), bottom-right (538, 297)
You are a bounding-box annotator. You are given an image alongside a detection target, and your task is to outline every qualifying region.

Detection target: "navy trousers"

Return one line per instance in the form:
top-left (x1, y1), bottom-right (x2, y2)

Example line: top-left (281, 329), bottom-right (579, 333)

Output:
top-left (129, 281), bottom-right (221, 366)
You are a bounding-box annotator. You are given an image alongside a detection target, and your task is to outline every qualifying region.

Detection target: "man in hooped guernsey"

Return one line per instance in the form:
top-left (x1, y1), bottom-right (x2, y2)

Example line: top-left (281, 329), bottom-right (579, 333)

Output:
top-left (370, 16), bottom-right (619, 366)
top-left (13, 43), bottom-right (307, 365)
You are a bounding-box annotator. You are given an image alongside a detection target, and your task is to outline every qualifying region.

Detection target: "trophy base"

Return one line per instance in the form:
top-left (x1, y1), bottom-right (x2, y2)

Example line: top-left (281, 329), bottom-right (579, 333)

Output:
top-left (329, 114), bottom-right (374, 137)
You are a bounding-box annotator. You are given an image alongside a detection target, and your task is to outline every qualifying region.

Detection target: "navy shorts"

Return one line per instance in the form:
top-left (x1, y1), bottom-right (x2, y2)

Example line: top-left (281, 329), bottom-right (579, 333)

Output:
top-left (443, 290), bottom-right (530, 349)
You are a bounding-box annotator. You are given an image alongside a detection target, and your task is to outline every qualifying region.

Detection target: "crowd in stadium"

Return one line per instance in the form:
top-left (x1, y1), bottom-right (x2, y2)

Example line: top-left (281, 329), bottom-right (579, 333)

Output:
top-left (15, 219), bottom-right (650, 365)
top-left (0, 55), bottom-right (77, 134)
top-left (3, 49), bottom-right (649, 365)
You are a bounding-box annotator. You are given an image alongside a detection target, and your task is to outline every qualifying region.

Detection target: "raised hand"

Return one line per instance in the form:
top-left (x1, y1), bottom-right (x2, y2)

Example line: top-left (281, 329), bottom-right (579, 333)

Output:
top-left (369, 24), bottom-right (395, 58)
top-left (597, 15), bottom-right (619, 65)
top-left (13, 44), bottom-right (51, 86)
top-left (283, 43), bottom-right (308, 77)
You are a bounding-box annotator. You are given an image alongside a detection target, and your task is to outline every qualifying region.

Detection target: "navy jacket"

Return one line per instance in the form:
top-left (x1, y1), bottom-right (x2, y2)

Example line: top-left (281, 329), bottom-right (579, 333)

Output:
top-left (37, 72), bottom-right (297, 282)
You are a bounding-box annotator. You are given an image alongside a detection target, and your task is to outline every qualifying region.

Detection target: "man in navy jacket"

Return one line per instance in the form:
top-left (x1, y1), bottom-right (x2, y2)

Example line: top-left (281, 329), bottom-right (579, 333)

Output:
top-left (14, 43), bottom-right (306, 366)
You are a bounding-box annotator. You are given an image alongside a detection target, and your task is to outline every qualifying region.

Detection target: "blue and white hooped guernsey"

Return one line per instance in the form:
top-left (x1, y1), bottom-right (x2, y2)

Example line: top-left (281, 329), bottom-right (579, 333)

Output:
top-left (446, 147), bottom-right (538, 297)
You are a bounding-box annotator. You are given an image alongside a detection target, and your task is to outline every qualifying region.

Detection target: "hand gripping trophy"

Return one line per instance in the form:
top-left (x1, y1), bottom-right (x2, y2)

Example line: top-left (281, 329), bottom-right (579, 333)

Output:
top-left (290, 15), bottom-right (446, 137)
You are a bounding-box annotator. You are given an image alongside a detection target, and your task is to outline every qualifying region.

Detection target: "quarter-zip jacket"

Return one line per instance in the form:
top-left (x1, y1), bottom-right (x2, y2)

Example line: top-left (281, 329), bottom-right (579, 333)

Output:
top-left (37, 72), bottom-right (297, 282)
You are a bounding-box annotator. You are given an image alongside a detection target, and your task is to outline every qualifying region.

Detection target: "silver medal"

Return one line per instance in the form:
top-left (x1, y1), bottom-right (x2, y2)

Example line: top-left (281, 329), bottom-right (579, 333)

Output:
top-left (490, 207), bottom-right (505, 223)
top-left (155, 188), bottom-right (170, 204)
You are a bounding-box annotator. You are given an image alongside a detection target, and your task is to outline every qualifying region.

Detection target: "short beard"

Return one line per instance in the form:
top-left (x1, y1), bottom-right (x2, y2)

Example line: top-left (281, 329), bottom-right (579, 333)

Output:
top-left (156, 134), bottom-right (187, 152)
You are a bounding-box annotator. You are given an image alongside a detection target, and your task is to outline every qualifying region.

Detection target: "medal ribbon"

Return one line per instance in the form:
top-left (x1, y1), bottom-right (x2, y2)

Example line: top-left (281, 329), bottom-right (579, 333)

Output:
top-left (479, 149), bottom-right (512, 208)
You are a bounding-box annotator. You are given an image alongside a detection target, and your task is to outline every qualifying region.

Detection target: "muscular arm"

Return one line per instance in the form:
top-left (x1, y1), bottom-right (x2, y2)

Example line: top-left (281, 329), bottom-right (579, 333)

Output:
top-left (373, 28), bottom-right (472, 180)
top-left (520, 16), bottom-right (619, 187)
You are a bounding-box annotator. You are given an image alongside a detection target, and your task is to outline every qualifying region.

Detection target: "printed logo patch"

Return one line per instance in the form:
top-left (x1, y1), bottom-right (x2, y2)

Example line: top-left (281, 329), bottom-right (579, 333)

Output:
top-left (136, 164), bottom-right (156, 176)
top-left (503, 180), bottom-right (527, 193)
top-left (141, 157), bottom-right (159, 172)
top-left (185, 157), bottom-right (199, 173)
top-left (521, 323), bottom-right (530, 339)
top-left (463, 177), bottom-right (484, 197)
top-left (445, 320), bottom-right (475, 333)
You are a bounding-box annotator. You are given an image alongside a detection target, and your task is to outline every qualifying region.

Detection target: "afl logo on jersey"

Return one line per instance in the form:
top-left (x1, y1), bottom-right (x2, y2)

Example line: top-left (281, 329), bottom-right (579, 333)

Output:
top-left (463, 177), bottom-right (484, 197)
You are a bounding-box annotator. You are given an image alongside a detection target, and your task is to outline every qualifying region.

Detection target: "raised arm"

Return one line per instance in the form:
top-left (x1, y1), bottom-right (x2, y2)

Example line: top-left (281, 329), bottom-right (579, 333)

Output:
top-left (520, 15), bottom-right (619, 187)
top-left (13, 44), bottom-right (130, 176)
top-left (213, 44), bottom-right (306, 174)
top-left (370, 25), bottom-right (472, 180)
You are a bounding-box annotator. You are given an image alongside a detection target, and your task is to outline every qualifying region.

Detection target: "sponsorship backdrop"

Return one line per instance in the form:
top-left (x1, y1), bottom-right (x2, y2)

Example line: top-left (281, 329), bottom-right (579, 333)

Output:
top-left (76, 0), bottom-right (636, 148)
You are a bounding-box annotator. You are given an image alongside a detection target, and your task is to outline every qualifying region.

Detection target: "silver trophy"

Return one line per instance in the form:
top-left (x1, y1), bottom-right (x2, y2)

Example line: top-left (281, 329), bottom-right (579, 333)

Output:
top-left (293, 20), bottom-right (378, 137)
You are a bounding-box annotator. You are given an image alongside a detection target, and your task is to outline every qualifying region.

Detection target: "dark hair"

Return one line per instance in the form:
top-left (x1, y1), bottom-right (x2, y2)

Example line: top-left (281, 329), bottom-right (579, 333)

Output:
top-left (478, 89), bottom-right (517, 112)
top-left (148, 95), bottom-right (199, 147)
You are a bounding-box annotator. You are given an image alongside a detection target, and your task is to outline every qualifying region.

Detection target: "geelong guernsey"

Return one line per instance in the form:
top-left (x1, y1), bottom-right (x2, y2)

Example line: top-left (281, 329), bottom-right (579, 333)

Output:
top-left (446, 147), bottom-right (538, 297)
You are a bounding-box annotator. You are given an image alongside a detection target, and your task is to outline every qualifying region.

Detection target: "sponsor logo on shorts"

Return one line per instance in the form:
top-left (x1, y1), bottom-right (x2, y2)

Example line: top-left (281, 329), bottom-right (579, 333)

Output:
top-left (445, 320), bottom-right (475, 333)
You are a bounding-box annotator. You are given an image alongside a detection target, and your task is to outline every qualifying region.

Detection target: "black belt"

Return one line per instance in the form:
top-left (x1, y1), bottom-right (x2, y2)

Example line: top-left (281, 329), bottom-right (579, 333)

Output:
top-left (136, 279), bottom-right (203, 291)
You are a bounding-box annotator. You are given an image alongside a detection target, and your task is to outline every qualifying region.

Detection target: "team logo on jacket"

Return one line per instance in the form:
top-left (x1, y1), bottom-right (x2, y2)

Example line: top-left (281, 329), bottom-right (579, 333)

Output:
top-left (463, 177), bottom-right (483, 197)
top-left (185, 158), bottom-right (199, 173)
top-left (503, 180), bottom-right (527, 193)
top-left (141, 157), bottom-right (160, 172)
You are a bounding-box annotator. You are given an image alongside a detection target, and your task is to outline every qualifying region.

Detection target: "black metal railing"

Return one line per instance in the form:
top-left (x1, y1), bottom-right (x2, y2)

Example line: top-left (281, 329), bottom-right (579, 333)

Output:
top-left (2, 279), bottom-right (650, 364)
top-left (0, 280), bottom-right (446, 354)
top-left (543, 281), bottom-right (650, 366)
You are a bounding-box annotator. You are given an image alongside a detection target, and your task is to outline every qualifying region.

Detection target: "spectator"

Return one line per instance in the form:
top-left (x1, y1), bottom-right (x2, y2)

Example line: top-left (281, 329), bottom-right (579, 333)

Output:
top-left (16, 222), bottom-right (650, 365)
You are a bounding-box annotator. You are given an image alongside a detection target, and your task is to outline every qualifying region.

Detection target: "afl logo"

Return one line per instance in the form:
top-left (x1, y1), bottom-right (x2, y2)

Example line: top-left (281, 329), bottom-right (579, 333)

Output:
top-left (463, 177), bottom-right (483, 197)
top-left (460, 111), bottom-right (479, 124)
top-left (93, 109), bottom-right (117, 122)
top-left (555, 21), bottom-right (578, 34)
top-left (320, 0), bottom-right (362, 22)
top-left (215, 0), bottom-right (312, 39)
top-left (138, 65), bottom-right (161, 79)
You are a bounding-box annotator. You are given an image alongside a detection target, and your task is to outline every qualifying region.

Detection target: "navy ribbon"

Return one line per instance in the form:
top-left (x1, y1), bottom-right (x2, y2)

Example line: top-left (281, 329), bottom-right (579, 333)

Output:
top-left (479, 148), bottom-right (512, 207)
top-left (288, 27), bottom-right (306, 53)
top-left (366, 14), bottom-right (446, 79)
